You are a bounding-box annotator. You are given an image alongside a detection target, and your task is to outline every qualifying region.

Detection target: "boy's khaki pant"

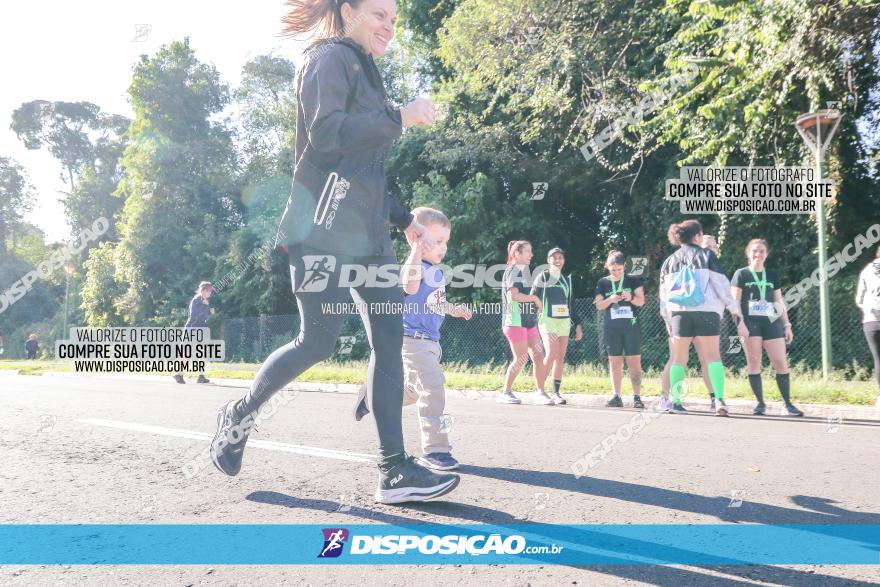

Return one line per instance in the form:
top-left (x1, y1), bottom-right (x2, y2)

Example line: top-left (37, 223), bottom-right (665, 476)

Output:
top-left (402, 337), bottom-right (451, 454)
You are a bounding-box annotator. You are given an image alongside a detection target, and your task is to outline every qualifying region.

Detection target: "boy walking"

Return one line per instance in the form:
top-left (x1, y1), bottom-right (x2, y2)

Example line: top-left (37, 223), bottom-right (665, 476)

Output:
top-left (354, 207), bottom-right (471, 470)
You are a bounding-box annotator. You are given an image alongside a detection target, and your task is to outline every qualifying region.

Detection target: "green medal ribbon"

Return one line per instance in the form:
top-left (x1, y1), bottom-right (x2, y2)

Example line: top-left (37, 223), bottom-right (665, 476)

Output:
top-left (749, 268), bottom-right (768, 301)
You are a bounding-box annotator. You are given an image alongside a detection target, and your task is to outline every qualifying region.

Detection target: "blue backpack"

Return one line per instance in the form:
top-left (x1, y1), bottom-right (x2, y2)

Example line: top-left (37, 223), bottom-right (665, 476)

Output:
top-left (668, 255), bottom-right (705, 307)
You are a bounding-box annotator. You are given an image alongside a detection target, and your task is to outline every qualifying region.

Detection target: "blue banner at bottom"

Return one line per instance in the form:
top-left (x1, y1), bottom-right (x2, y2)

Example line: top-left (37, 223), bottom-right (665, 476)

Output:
top-left (1, 524), bottom-right (878, 565)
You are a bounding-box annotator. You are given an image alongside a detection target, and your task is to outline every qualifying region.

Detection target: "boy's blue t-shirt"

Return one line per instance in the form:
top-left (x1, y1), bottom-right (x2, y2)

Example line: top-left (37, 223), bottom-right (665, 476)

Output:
top-left (403, 261), bottom-right (446, 341)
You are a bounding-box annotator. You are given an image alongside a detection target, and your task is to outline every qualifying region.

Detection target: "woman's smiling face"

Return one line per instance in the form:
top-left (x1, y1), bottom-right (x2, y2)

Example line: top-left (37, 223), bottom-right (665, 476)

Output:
top-left (343, 0), bottom-right (396, 57)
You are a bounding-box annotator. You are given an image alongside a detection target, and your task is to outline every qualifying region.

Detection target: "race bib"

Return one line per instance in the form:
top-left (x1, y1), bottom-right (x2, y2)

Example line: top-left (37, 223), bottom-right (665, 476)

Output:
top-left (550, 304), bottom-right (569, 318)
top-left (610, 305), bottom-right (633, 320)
top-left (748, 300), bottom-right (772, 317)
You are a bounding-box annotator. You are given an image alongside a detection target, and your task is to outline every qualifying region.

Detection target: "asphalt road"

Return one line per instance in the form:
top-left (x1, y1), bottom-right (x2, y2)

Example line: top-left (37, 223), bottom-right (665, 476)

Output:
top-left (1, 372), bottom-right (878, 586)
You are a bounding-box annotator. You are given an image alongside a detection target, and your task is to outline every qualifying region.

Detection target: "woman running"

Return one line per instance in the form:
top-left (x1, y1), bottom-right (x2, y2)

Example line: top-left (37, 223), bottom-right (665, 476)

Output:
top-left (856, 246), bottom-right (880, 392)
top-left (531, 247), bottom-right (584, 404)
top-left (731, 239), bottom-right (803, 416)
top-left (659, 220), bottom-right (748, 416)
top-left (173, 281), bottom-right (214, 384)
top-left (499, 240), bottom-right (553, 405)
top-left (210, 0), bottom-right (460, 505)
top-left (595, 251), bottom-right (646, 408)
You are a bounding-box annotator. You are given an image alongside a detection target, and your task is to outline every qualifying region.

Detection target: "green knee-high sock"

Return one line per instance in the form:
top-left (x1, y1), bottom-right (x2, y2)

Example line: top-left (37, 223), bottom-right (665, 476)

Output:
top-left (670, 364), bottom-right (686, 404)
top-left (708, 361), bottom-right (725, 401)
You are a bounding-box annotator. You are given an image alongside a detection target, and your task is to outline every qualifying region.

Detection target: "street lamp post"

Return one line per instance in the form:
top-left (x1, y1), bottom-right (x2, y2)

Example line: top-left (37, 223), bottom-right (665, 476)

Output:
top-left (63, 263), bottom-right (75, 340)
top-left (795, 109), bottom-right (842, 382)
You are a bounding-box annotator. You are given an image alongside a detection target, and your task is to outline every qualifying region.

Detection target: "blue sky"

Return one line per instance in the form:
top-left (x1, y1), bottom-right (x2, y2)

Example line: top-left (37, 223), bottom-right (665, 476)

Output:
top-left (0, 1), bottom-right (302, 242)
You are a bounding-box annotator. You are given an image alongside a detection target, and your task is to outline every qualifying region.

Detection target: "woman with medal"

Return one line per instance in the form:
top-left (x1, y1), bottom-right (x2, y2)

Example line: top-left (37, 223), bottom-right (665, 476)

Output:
top-left (594, 251), bottom-right (646, 408)
top-left (531, 247), bottom-right (584, 405)
top-left (731, 239), bottom-right (803, 416)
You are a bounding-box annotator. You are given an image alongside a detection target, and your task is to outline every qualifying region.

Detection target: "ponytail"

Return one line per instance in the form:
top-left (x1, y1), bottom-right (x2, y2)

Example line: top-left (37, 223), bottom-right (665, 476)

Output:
top-left (667, 219), bottom-right (703, 245)
top-left (507, 240), bottom-right (530, 265)
top-left (280, 0), bottom-right (363, 39)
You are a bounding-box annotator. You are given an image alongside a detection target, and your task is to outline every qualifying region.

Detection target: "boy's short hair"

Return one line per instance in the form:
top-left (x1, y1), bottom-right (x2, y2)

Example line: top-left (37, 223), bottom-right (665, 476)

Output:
top-left (411, 207), bottom-right (451, 228)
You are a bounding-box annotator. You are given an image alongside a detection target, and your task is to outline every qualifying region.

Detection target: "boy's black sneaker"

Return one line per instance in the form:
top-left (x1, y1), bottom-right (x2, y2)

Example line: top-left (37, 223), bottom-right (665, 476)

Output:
top-left (210, 400), bottom-right (252, 476)
top-left (375, 454), bottom-right (460, 504)
top-left (173, 374), bottom-right (185, 384)
top-left (633, 396), bottom-right (645, 409)
top-left (606, 395), bottom-right (623, 408)
top-left (753, 402), bottom-right (766, 415)
top-left (354, 384), bottom-right (370, 422)
top-left (417, 452), bottom-right (460, 471)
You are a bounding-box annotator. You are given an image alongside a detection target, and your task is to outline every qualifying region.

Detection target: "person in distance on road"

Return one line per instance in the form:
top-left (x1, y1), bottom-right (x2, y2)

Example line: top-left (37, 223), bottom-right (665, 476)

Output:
top-left (594, 251), bottom-right (646, 409)
top-left (855, 245), bottom-right (880, 396)
top-left (531, 247), bottom-right (584, 405)
top-left (731, 239), bottom-right (802, 417)
top-left (659, 220), bottom-right (748, 416)
top-left (173, 281), bottom-right (214, 385)
top-left (498, 240), bottom-right (552, 406)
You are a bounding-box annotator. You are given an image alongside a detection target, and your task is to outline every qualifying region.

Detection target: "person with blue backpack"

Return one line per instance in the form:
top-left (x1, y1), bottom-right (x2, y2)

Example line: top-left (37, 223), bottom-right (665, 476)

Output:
top-left (659, 220), bottom-right (748, 416)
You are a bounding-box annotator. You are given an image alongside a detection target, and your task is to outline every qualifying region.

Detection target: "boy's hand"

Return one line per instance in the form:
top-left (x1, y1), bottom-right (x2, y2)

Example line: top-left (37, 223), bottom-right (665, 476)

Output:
top-left (452, 308), bottom-right (473, 320)
top-left (404, 219), bottom-right (427, 246)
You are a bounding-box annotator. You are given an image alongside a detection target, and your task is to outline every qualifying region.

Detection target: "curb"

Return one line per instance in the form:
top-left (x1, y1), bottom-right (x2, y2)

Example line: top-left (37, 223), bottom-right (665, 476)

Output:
top-left (7, 369), bottom-right (878, 421)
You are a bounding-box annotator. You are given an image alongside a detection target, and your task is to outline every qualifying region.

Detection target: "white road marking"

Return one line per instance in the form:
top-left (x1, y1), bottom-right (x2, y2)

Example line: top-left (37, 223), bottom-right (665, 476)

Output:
top-left (76, 418), bottom-right (376, 463)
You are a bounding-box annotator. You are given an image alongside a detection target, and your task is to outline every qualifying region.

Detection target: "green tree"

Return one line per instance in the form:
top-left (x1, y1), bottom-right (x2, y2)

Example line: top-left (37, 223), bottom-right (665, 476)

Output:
top-left (109, 38), bottom-right (240, 325)
top-left (0, 157), bottom-right (35, 255)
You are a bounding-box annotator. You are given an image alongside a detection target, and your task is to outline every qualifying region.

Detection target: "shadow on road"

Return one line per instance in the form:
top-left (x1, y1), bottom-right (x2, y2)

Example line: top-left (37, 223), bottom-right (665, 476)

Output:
top-left (247, 490), bottom-right (878, 586)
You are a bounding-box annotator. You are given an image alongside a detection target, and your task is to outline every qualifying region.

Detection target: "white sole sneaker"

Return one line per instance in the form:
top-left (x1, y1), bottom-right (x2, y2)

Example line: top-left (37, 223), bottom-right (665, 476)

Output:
top-left (532, 393), bottom-right (555, 406)
top-left (497, 394), bottom-right (522, 404)
top-left (374, 476), bottom-right (460, 504)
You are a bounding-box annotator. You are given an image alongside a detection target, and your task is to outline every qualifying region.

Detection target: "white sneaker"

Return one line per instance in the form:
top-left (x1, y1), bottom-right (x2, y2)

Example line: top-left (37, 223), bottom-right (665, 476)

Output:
top-left (532, 390), bottom-right (555, 406)
top-left (497, 390), bottom-right (522, 404)
top-left (549, 391), bottom-right (567, 405)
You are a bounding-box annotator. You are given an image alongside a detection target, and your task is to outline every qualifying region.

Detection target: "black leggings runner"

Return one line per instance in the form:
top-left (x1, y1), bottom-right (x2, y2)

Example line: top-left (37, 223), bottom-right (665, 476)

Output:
top-left (234, 247), bottom-right (405, 462)
top-left (865, 322), bottom-right (880, 387)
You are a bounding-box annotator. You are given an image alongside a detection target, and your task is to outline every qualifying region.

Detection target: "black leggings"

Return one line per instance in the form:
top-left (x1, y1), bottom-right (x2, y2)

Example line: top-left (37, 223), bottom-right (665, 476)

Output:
top-left (236, 247), bottom-right (405, 461)
top-left (865, 322), bottom-right (880, 388)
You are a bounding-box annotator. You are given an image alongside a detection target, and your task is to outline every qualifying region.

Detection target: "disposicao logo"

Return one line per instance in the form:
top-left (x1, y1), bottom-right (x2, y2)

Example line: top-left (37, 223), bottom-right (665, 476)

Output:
top-left (318, 528), bottom-right (349, 558)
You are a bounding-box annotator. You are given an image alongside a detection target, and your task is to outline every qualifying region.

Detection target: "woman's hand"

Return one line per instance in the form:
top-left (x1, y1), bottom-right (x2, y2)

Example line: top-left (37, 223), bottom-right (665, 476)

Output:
top-left (784, 323), bottom-right (793, 344)
top-left (575, 324), bottom-right (583, 341)
top-left (620, 291), bottom-right (633, 302)
top-left (401, 97), bottom-right (436, 128)
top-left (735, 315), bottom-right (750, 339)
top-left (531, 295), bottom-right (543, 316)
top-left (608, 293), bottom-right (622, 304)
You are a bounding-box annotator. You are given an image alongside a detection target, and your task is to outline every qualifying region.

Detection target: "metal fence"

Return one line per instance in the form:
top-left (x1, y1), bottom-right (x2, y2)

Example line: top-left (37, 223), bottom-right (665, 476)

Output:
top-left (219, 288), bottom-right (874, 375)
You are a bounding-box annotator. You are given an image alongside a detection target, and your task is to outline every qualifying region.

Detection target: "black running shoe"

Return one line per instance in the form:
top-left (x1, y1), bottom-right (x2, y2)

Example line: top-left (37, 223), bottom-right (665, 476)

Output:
top-left (210, 400), bottom-right (252, 476)
top-left (417, 452), bottom-right (460, 471)
top-left (173, 374), bottom-right (185, 384)
top-left (196, 374), bottom-right (211, 384)
top-left (672, 402), bottom-right (688, 413)
top-left (354, 384), bottom-right (370, 422)
top-left (753, 402), bottom-right (766, 415)
top-left (606, 395), bottom-right (623, 408)
top-left (633, 396), bottom-right (645, 409)
top-left (375, 454), bottom-right (460, 504)
top-left (784, 403), bottom-right (804, 417)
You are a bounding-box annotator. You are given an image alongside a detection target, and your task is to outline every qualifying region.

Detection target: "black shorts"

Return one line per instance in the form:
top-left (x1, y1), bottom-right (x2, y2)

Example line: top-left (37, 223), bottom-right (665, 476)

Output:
top-left (670, 311), bottom-right (720, 337)
top-left (604, 326), bottom-right (642, 357)
top-left (744, 317), bottom-right (785, 340)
